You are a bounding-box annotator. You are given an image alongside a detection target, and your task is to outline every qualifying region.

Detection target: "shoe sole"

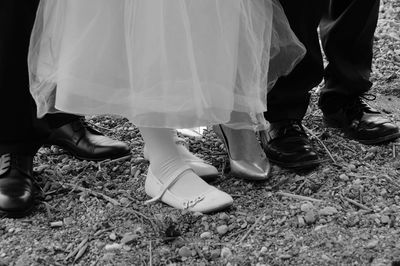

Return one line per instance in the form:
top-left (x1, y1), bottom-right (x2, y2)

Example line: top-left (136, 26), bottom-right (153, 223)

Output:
top-left (324, 119), bottom-right (400, 145)
top-left (0, 205), bottom-right (34, 219)
top-left (357, 132), bottom-right (400, 145)
top-left (42, 143), bottom-right (131, 162)
top-left (229, 164), bottom-right (271, 181)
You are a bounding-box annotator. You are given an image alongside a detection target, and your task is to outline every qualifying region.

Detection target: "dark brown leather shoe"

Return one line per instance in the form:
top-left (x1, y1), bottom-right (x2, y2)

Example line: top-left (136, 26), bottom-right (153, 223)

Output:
top-left (320, 95), bottom-right (400, 145)
top-left (0, 153), bottom-right (34, 218)
top-left (45, 119), bottom-right (131, 161)
top-left (260, 120), bottom-right (321, 170)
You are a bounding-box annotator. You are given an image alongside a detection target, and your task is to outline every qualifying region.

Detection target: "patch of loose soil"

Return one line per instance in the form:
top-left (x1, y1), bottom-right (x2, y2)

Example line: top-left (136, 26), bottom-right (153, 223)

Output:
top-left (1, 1), bottom-right (400, 265)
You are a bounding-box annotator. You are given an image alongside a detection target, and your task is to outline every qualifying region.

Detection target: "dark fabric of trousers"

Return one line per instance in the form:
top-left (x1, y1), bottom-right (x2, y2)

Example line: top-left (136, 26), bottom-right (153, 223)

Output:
top-left (265, 0), bottom-right (380, 122)
top-left (0, 0), bottom-right (79, 154)
top-left (320, 0), bottom-right (380, 98)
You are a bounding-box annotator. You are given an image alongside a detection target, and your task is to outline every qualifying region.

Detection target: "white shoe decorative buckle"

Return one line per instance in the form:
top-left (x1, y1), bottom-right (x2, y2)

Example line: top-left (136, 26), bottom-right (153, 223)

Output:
top-left (183, 195), bottom-right (205, 210)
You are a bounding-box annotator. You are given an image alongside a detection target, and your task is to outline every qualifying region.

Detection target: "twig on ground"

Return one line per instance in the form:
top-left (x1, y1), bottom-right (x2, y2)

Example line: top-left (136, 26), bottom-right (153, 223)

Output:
top-left (342, 196), bottom-right (373, 212)
top-left (98, 155), bottom-right (132, 168)
top-left (61, 183), bottom-right (120, 206)
top-left (64, 237), bottom-right (89, 262)
top-left (294, 174), bottom-right (316, 194)
top-left (149, 241), bottom-right (153, 266)
top-left (94, 226), bottom-right (116, 237)
top-left (74, 243), bottom-right (89, 263)
top-left (123, 209), bottom-right (158, 233)
top-left (336, 142), bottom-right (357, 154)
top-left (239, 215), bottom-right (264, 244)
top-left (88, 122), bottom-right (112, 131)
top-left (276, 191), bottom-right (323, 202)
top-left (304, 125), bottom-right (336, 163)
top-left (193, 243), bottom-right (204, 259)
top-left (42, 201), bottom-right (53, 220)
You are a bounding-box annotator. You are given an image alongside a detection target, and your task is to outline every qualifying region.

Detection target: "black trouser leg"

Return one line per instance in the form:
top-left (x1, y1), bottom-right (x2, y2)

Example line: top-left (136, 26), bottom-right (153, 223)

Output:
top-left (319, 0), bottom-right (380, 99)
top-left (265, 0), bottom-right (327, 122)
top-left (0, 0), bottom-right (80, 154)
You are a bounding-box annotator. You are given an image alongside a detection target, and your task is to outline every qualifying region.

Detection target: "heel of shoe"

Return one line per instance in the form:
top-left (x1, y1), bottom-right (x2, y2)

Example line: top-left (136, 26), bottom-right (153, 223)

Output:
top-left (212, 124), bottom-right (233, 158)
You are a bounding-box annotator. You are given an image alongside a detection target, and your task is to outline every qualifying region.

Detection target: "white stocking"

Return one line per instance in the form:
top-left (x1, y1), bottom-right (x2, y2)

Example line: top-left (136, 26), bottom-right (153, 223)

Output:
top-left (139, 127), bottom-right (210, 198)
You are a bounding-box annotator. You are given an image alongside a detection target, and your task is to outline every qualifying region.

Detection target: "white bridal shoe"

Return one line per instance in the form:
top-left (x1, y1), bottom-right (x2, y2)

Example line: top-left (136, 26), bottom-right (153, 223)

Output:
top-left (143, 137), bottom-right (219, 181)
top-left (145, 166), bottom-right (233, 213)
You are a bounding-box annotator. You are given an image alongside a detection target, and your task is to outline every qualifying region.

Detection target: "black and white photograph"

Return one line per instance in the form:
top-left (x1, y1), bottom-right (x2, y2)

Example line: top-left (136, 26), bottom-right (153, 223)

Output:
top-left (1, 0), bottom-right (400, 265)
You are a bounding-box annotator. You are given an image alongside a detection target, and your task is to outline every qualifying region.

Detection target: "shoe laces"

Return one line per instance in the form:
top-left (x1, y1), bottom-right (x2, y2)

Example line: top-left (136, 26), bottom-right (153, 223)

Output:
top-left (0, 154), bottom-right (32, 177)
top-left (281, 120), bottom-right (307, 137)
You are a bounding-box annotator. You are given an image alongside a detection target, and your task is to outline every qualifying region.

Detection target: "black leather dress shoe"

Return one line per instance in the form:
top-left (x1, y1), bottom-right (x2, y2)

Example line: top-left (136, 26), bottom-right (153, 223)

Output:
top-left (260, 120), bottom-right (321, 170)
top-left (319, 95), bottom-right (400, 145)
top-left (45, 119), bottom-right (131, 161)
top-left (0, 154), bottom-right (34, 218)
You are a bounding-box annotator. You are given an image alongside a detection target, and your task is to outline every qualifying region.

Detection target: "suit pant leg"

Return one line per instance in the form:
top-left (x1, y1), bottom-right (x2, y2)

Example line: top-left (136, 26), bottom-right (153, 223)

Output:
top-left (265, 0), bottom-right (327, 122)
top-left (320, 0), bottom-right (380, 98)
top-left (0, 0), bottom-right (80, 154)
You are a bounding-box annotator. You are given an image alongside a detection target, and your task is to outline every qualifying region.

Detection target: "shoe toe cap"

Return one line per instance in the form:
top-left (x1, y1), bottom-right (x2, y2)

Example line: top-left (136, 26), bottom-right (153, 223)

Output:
top-left (193, 190), bottom-right (233, 213)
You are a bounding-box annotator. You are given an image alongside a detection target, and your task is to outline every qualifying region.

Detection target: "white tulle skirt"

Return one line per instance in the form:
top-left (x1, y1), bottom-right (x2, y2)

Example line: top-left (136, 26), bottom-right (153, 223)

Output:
top-left (29, 0), bottom-right (305, 130)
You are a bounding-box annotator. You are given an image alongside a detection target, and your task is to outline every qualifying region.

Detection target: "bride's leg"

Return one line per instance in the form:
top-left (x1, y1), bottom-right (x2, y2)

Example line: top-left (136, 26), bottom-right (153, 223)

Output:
top-left (142, 129), bottom-right (219, 181)
top-left (139, 127), bottom-right (213, 198)
top-left (139, 127), bottom-right (232, 212)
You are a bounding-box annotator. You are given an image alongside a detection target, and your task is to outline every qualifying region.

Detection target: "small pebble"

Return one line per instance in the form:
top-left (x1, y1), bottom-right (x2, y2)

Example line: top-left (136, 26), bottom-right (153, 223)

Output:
top-left (365, 239), bottom-right (379, 249)
top-left (216, 225), bottom-right (229, 235)
top-left (219, 213), bottom-right (230, 221)
top-left (158, 247), bottom-right (170, 257)
top-left (109, 232), bottom-right (117, 241)
top-left (63, 217), bottom-right (74, 226)
top-left (300, 202), bottom-right (314, 212)
top-left (304, 210), bottom-right (317, 224)
top-left (319, 207), bottom-right (338, 216)
top-left (348, 164), bottom-right (357, 172)
top-left (339, 174), bottom-right (349, 181)
top-left (221, 247), bottom-right (233, 259)
top-left (178, 246), bottom-right (192, 258)
top-left (200, 232), bottom-right (212, 239)
top-left (240, 221), bottom-right (248, 229)
top-left (381, 215), bottom-right (390, 224)
top-left (321, 168), bottom-right (330, 175)
top-left (260, 247), bottom-right (268, 254)
top-left (210, 249), bottom-right (221, 259)
top-left (119, 197), bottom-right (130, 205)
top-left (279, 253), bottom-right (292, 260)
top-left (364, 152), bottom-right (375, 160)
top-left (104, 243), bottom-right (122, 251)
top-left (120, 233), bottom-right (138, 245)
top-left (297, 216), bottom-right (306, 227)
top-left (123, 245), bottom-right (131, 251)
top-left (50, 221), bottom-right (63, 228)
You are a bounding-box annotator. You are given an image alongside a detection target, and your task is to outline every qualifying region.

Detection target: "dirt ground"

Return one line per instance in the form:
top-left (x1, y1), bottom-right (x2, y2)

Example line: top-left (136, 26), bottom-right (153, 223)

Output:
top-left (1, 1), bottom-right (400, 265)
